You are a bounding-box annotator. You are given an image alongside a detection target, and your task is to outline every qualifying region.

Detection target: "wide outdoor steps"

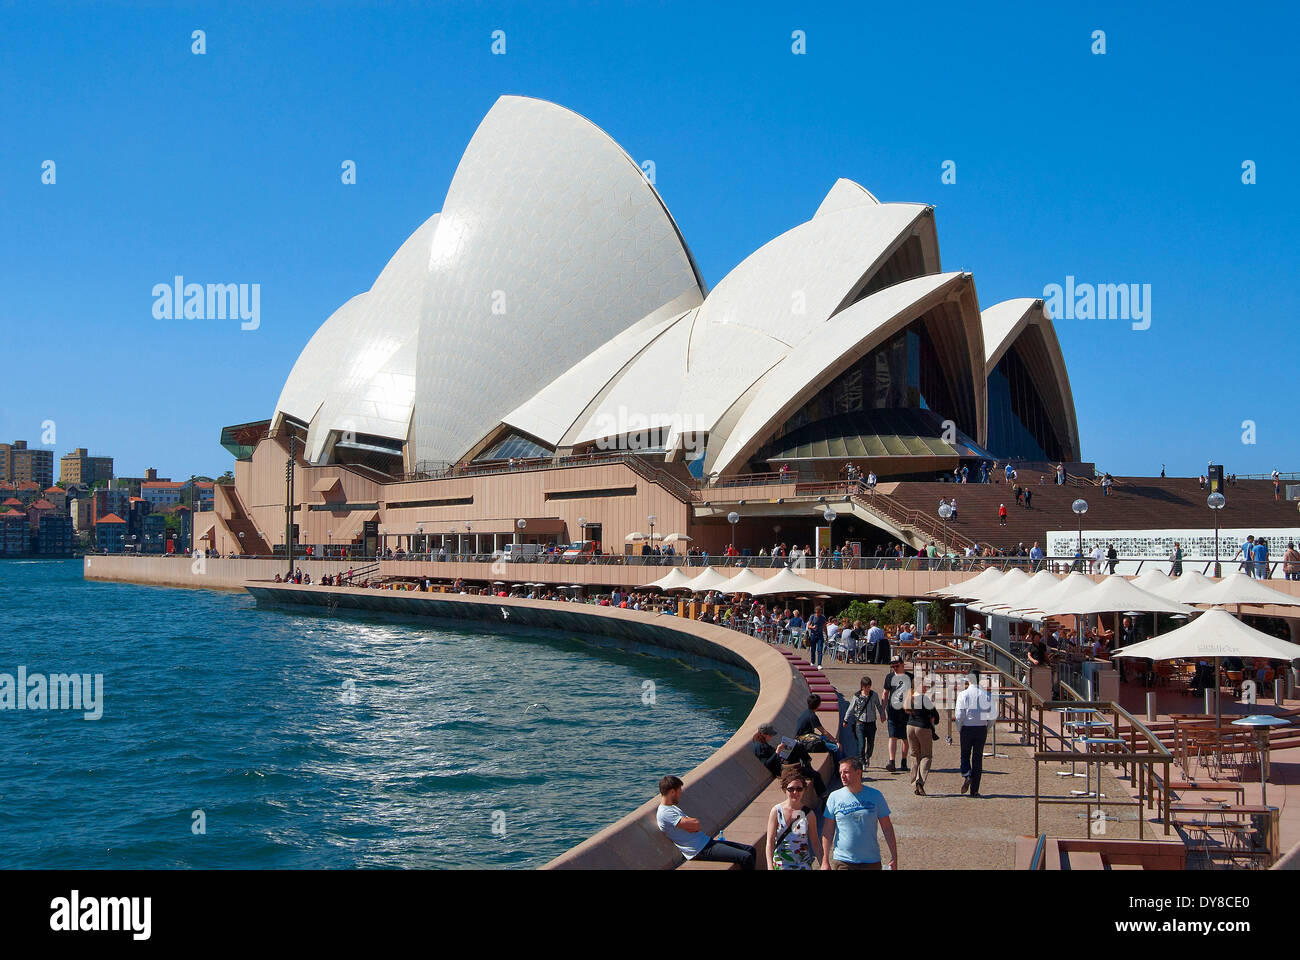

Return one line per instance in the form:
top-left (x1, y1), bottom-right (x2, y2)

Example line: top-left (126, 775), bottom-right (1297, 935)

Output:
top-left (881, 476), bottom-right (1293, 556)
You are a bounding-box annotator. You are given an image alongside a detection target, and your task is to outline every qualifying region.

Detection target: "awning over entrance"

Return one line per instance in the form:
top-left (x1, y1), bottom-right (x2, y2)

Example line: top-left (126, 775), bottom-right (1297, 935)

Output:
top-left (334, 510), bottom-right (379, 543)
top-left (388, 517), bottom-right (567, 536)
top-left (760, 409), bottom-right (988, 461)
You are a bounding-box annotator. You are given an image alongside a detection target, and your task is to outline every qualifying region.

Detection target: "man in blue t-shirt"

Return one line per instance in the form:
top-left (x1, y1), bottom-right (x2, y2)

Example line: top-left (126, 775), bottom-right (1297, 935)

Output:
top-left (821, 758), bottom-right (897, 870)
top-left (655, 775), bottom-right (755, 868)
top-left (1253, 538), bottom-right (1269, 579)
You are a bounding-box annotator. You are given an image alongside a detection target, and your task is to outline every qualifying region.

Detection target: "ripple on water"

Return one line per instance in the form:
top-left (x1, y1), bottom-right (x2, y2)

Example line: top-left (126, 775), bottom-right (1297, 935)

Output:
top-left (1, 560), bottom-right (754, 868)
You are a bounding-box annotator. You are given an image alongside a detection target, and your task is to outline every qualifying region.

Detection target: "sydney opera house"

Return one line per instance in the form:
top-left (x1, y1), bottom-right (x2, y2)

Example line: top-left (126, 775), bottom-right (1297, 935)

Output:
top-left (207, 96), bottom-right (1081, 560)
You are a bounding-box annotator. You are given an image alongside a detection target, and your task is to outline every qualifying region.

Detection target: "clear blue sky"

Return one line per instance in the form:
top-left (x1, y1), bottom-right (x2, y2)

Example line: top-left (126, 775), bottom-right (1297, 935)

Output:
top-left (2, 1), bottom-right (1295, 480)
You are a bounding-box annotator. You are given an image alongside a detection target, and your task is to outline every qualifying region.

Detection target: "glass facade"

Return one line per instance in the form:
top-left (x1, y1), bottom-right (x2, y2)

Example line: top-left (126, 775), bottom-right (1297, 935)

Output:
top-left (477, 431), bottom-right (554, 462)
top-left (775, 323), bottom-right (958, 440)
top-left (986, 347), bottom-right (1064, 462)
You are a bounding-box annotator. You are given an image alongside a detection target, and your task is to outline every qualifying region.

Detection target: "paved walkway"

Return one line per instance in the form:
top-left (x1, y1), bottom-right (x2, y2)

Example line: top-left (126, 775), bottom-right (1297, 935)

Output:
top-left (816, 658), bottom-right (1146, 869)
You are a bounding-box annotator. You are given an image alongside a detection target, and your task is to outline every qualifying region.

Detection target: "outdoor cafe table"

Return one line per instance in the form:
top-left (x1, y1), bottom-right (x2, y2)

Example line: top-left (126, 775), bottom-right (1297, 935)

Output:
top-left (1056, 708), bottom-right (1101, 779)
top-left (1075, 737), bottom-right (1127, 822)
top-left (1169, 802), bottom-right (1278, 865)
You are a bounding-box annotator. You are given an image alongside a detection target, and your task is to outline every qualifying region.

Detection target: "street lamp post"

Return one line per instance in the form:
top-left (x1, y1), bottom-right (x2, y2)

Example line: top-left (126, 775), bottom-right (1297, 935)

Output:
top-left (1072, 498), bottom-right (1088, 566)
top-left (938, 501), bottom-right (954, 570)
top-left (727, 510), bottom-right (740, 559)
top-left (1208, 492), bottom-right (1225, 577)
top-left (823, 507), bottom-right (837, 569)
top-left (285, 434), bottom-right (296, 579)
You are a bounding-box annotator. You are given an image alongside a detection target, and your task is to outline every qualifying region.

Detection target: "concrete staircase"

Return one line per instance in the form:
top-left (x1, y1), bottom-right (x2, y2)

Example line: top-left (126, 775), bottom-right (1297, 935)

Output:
top-left (877, 476), bottom-right (1295, 557)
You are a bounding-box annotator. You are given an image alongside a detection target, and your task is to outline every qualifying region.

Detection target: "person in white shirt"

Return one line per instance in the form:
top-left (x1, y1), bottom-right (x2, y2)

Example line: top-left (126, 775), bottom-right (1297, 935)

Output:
top-left (954, 670), bottom-right (995, 797)
top-left (866, 620), bottom-right (887, 664)
top-left (1090, 544), bottom-right (1105, 574)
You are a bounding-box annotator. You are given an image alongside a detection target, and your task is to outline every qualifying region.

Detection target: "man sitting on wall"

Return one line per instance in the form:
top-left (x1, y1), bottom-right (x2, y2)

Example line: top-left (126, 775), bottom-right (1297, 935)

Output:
top-left (655, 775), bottom-right (756, 869)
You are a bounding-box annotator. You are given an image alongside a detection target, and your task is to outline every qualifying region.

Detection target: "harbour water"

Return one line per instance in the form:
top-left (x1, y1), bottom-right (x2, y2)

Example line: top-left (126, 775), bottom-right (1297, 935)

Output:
top-left (0, 560), bottom-right (754, 868)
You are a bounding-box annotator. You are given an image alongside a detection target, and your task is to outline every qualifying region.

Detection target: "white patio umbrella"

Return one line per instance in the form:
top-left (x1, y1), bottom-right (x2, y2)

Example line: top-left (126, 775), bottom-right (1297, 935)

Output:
top-left (688, 566), bottom-right (733, 593)
top-left (1152, 570), bottom-right (1219, 604)
top-left (1040, 576), bottom-right (1196, 617)
top-left (749, 566), bottom-right (851, 597)
top-left (927, 567), bottom-right (1002, 598)
top-left (722, 566), bottom-right (769, 595)
top-left (1003, 572), bottom-right (1103, 618)
top-left (625, 532), bottom-right (646, 543)
top-left (662, 533), bottom-right (692, 544)
top-left (1114, 608), bottom-right (1300, 729)
top-left (1131, 569), bottom-right (1173, 596)
top-left (1200, 573), bottom-right (1300, 608)
top-left (646, 567), bottom-right (697, 591)
top-left (968, 570), bottom-right (1060, 616)
top-left (962, 567), bottom-right (1030, 603)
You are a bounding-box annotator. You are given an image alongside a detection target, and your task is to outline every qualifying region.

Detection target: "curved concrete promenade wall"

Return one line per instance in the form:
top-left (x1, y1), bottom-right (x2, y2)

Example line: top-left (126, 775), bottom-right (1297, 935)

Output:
top-left (243, 584), bottom-right (804, 869)
top-left (84, 555), bottom-right (362, 591)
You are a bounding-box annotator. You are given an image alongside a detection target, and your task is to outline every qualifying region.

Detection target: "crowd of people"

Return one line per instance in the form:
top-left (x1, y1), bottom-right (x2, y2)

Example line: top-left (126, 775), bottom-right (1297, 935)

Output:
top-left (657, 662), bottom-right (1002, 869)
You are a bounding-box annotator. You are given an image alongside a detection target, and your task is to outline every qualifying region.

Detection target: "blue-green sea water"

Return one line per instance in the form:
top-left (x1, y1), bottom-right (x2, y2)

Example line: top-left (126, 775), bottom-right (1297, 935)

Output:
top-left (0, 560), bottom-right (754, 868)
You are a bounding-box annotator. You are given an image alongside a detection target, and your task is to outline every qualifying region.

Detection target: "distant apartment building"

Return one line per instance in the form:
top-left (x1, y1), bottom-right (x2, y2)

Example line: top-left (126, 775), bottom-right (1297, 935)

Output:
top-left (91, 488), bottom-right (131, 528)
top-left (1, 510), bottom-right (29, 555)
top-left (0, 441), bottom-right (55, 488)
top-left (37, 514), bottom-right (74, 555)
top-left (68, 497), bottom-right (94, 534)
top-left (0, 481), bottom-right (42, 506)
top-left (142, 479), bottom-right (213, 511)
top-left (95, 513), bottom-right (127, 553)
top-left (142, 512), bottom-right (167, 553)
top-left (140, 480), bottom-right (184, 508)
top-left (26, 498), bottom-right (57, 532)
top-left (114, 467), bottom-right (170, 498)
top-left (60, 448), bottom-right (114, 486)
top-left (194, 481), bottom-right (215, 511)
top-left (42, 486), bottom-right (67, 511)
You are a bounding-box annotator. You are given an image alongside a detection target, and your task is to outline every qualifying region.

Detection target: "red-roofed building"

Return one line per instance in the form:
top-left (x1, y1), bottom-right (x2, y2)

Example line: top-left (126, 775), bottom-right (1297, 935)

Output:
top-left (43, 486), bottom-right (67, 510)
top-left (95, 512), bottom-right (127, 553)
top-left (0, 509), bottom-right (29, 555)
top-left (26, 498), bottom-right (57, 532)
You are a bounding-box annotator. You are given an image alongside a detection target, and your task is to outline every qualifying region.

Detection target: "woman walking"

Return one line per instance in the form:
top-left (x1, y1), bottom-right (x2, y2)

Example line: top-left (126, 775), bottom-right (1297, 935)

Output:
top-left (766, 770), bottom-right (821, 870)
top-left (905, 686), bottom-right (941, 795)
top-left (845, 676), bottom-right (887, 768)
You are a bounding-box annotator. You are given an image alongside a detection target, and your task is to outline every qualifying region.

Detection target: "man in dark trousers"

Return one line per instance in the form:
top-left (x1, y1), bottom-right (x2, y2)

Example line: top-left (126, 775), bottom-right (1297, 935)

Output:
top-left (954, 669), bottom-right (994, 797)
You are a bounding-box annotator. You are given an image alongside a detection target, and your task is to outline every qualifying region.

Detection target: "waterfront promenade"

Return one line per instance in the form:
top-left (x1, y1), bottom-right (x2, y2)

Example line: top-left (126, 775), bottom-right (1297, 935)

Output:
top-left (816, 659), bottom-right (1147, 869)
top-left (82, 555), bottom-right (1300, 868)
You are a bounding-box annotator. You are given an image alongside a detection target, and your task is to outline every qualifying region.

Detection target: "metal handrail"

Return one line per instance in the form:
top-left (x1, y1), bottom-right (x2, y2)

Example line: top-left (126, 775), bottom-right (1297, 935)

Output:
top-left (1029, 833), bottom-right (1049, 870)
